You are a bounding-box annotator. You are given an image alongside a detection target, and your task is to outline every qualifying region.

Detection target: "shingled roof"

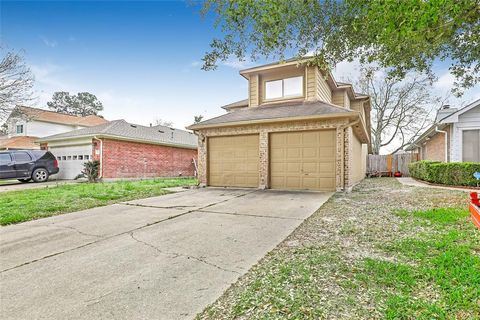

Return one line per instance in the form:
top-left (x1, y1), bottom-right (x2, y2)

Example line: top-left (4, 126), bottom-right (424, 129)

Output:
top-left (38, 120), bottom-right (197, 149)
top-left (188, 100), bottom-right (355, 129)
top-left (0, 136), bottom-right (39, 150)
top-left (11, 106), bottom-right (108, 127)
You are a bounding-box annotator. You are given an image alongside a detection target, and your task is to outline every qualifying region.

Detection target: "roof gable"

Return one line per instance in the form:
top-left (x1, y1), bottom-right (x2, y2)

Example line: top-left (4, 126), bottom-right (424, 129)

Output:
top-left (439, 99), bottom-right (480, 123)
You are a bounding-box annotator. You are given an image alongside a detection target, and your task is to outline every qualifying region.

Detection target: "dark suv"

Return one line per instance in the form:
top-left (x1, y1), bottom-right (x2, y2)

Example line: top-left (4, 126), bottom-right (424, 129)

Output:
top-left (0, 150), bottom-right (59, 183)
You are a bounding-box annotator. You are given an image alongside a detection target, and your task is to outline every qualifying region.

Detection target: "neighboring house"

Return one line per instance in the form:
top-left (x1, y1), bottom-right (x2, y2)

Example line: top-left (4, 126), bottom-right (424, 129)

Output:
top-left (187, 58), bottom-right (371, 191)
top-left (406, 99), bottom-right (480, 163)
top-left (1, 106), bottom-right (108, 150)
top-left (38, 120), bottom-right (198, 180)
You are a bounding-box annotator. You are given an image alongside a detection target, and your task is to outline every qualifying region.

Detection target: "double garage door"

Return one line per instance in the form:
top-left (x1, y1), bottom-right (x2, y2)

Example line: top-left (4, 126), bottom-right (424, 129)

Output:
top-left (48, 145), bottom-right (93, 180)
top-left (208, 130), bottom-right (336, 191)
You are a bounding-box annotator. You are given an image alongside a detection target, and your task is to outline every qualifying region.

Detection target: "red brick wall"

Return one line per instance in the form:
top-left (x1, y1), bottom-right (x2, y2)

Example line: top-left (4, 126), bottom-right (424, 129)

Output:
top-left (99, 138), bottom-right (197, 178)
top-left (420, 131), bottom-right (446, 161)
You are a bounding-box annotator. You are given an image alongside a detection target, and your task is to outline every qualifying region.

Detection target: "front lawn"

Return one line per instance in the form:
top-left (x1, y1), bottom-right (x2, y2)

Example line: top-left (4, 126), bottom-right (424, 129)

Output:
top-left (0, 177), bottom-right (197, 225)
top-left (198, 178), bottom-right (480, 319)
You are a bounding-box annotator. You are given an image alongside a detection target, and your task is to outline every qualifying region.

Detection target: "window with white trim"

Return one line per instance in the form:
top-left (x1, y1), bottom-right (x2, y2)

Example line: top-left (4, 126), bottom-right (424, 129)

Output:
top-left (265, 76), bottom-right (303, 100)
top-left (16, 124), bottom-right (24, 134)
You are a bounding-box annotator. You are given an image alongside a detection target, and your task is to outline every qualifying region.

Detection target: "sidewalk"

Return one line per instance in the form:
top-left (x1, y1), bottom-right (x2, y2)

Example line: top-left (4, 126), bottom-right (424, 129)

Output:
top-left (397, 177), bottom-right (478, 193)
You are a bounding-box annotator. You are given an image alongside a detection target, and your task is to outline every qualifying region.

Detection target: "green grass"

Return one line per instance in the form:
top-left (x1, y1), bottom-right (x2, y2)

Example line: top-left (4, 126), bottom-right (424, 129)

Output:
top-left (357, 208), bottom-right (480, 319)
top-left (0, 178), bottom-right (197, 225)
top-left (199, 183), bottom-right (480, 319)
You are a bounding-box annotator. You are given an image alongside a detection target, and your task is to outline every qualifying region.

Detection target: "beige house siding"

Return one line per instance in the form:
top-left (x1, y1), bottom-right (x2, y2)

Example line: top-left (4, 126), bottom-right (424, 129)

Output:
top-left (249, 74), bottom-right (259, 107)
top-left (196, 117), bottom-right (350, 190)
top-left (350, 129), bottom-right (367, 185)
top-left (315, 68), bottom-right (332, 103)
top-left (306, 66), bottom-right (317, 101)
top-left (344, 92), bottom-right (351, 109)
top-left (332, 91), bottom-right (345, 107)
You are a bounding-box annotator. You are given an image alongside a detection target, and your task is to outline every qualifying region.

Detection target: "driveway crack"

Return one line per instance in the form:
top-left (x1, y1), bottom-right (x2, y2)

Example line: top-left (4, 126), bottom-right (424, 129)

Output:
top-left (129, 232), bottom-right (240, 275)
top-left (1, 189), bottom-right (256, 274)
top-left (50, 225), bottom-right (105, 238)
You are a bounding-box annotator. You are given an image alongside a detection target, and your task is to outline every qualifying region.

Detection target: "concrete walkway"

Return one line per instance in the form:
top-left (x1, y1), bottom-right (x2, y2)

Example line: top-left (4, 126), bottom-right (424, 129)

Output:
top-left (0, 188), bottom-right (332, 320)
top-left (397, 177), bottom-right (478, 192)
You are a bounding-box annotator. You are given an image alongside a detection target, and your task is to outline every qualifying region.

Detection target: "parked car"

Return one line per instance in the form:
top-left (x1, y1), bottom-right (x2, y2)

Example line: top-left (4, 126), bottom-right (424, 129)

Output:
top-left (0, 150), bottom-right (59, 183)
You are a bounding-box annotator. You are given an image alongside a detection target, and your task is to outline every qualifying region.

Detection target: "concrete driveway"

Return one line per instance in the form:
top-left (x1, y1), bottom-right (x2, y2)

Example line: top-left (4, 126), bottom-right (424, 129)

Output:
top-left (0, 188), bottom-right (332, 320)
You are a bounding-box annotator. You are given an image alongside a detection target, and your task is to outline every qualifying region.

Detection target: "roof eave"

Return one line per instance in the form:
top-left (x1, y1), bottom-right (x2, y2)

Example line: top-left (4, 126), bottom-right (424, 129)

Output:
top-left (38, 134), bottom-right (197, 150)
top-left (187, 112), bottom-right (357, 131)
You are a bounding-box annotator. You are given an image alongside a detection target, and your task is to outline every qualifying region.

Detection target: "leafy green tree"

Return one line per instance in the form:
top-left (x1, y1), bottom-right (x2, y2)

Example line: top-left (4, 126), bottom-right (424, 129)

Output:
top-left (47, 92), bottom-right (103, 116)
top-left (201, 0), bottom-right (479, 95)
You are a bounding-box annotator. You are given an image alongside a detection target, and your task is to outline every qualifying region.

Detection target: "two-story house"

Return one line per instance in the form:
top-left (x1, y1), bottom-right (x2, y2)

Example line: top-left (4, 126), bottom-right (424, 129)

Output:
top-left (187, 58), bottom-right (371, 191)
top-left (0, 106), bottom-right (108, 150)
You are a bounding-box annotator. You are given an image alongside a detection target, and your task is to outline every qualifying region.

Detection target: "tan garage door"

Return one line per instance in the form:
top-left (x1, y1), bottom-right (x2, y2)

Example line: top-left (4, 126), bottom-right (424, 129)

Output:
top-left (208, 135), bottom-right (259, 187)
top-left (270, 130), bottom-right (336, 191)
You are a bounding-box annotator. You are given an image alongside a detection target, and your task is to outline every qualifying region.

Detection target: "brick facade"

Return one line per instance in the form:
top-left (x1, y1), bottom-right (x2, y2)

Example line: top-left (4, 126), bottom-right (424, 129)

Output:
top-left (196, 118), bottom-right (355, 191)
top-left (419, 131), bottom-right (447, 161)
top-left (93, 138), bottom-right (197, 179)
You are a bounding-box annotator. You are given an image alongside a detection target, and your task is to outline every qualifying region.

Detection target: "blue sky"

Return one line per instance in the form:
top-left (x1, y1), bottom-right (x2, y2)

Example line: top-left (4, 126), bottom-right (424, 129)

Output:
top-left (2, 0), bottom-right (479, 130)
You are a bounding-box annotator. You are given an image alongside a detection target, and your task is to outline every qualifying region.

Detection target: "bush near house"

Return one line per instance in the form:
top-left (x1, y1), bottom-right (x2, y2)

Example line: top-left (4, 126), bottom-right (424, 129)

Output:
top-left (409, 161), bottom-right (480, 186)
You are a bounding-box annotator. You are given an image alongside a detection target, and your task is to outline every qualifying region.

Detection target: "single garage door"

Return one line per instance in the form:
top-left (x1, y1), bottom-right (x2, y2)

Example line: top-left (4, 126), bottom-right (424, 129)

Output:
top-left (48, 144), bottom-right (93, 180)
top-left (270, 130), bottom-right (336, 191)
top-left (208, 135), bottom-right (259, 187)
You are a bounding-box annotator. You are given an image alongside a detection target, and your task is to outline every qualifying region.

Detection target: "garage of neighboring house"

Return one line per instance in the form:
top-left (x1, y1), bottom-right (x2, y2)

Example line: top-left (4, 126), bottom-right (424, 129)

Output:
top-left (47, 141), bottom-right (93, 179)
top-left (38, 120), bottom-right (198, 180)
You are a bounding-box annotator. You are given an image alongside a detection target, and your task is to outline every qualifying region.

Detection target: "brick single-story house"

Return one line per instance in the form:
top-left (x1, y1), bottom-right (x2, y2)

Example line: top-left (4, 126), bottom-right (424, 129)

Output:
top-left (38, 120), bottom-right (198, 179)
top-left (187, 58), bottom-right (371, 192)
top-left (406, 99), bottom-right (480, 162)
top-left (1, 106), bottom-right (108, 150)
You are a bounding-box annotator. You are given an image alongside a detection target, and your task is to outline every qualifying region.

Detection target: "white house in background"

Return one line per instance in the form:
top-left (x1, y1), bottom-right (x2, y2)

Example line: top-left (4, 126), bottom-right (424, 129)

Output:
top-left (406, 99), bottom-right (480, 162)
top-left (0, 106), bottom-right (108, 150)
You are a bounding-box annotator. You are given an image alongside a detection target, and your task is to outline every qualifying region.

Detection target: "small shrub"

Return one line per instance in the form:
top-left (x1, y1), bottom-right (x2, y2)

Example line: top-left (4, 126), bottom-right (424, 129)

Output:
top-left (409, 161), bottom-right (480, 186)
top-left (75, 160), bottom-right (100, 183)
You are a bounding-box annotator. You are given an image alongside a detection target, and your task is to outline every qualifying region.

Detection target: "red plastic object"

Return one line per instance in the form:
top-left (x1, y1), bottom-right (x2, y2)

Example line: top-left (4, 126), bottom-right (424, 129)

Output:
top-left (394, 171), bottom-right (402, 177)
top-left (471, 192), bottom-right (480, 206)
top-left (470, 192), bottom-right (480, 230)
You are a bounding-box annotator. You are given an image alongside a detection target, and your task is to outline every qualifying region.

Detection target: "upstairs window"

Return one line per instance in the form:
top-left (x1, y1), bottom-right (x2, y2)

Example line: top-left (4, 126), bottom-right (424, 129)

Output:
top-left (16, 124), bottom-right (24, 134)
top-left (265, 76), bottom-right (303, 100)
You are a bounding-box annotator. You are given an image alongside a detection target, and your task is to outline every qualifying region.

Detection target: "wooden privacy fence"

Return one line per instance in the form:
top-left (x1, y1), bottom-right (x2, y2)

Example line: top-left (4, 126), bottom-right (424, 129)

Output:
top-left (367, 153), bottom-right (419, 177)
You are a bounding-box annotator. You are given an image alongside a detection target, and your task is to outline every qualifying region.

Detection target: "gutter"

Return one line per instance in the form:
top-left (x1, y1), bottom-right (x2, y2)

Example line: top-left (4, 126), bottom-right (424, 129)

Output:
top-left (435, 125), bottom-right (448, 162)
top-left (93, 136), bottom-right (103, 179)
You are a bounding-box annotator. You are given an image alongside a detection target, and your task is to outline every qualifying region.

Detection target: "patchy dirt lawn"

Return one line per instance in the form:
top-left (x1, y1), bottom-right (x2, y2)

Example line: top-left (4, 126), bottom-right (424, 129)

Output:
top-left (197, 178), bottom-right (480, 320)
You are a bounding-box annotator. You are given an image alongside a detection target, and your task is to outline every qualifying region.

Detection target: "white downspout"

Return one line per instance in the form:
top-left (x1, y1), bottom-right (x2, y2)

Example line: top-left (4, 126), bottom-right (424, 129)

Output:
top-left (93, 137), bottom-right (103, 178)
top-left (435, 126), bottom-right (448, 162)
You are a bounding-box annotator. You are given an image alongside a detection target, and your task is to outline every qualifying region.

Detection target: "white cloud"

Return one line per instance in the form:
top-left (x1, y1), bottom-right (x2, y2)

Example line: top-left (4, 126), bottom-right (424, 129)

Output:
top-left (433, 71), bottom-right (455, 90)
top-left (40, 36), bottom-right (57, 48)
top-left (30, 63), bottom-right (68, 88)
top-left (190, 61), bottom-right (201, 67)
top-left (221, 56), bottom-right (254, 70)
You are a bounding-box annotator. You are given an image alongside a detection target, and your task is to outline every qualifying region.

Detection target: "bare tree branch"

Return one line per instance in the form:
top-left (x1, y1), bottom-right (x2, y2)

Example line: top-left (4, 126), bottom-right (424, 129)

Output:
top-left (354, 66), bottom-right (441, 154)
top-left (0, 48), bottom-right (35, 122)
